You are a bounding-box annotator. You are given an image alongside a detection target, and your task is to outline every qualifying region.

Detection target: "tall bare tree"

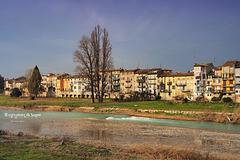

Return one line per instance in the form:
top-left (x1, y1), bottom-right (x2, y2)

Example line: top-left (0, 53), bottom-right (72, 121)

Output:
top-left (100, 28), bottom-right (113, 102)
top-left (91, 25), bottom-right (102, 102)
top-left (73, 36), bottom-right (95, 103)
top-left (73, 25), bottom-right (113, 103)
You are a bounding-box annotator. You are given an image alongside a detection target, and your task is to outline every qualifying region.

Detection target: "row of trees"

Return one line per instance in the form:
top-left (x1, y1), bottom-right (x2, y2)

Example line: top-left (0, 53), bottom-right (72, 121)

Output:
top-left (73, 25), bottom-right (113, 103)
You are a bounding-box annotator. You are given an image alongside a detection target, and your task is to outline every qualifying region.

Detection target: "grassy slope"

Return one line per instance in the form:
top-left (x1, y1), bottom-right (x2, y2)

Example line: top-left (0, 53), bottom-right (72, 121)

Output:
top-left (0, 96), bottom-right (237, 112)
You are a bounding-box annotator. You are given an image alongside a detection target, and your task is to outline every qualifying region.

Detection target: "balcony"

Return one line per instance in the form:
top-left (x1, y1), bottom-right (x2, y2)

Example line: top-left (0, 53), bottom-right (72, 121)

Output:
top-left (176, 83), bottom-right (186, 86)
top-left (149, 83), bottom-right (156, 85)
top-left (112, 78), bottom-right (120, 81)
top-left (182, 89), bottom-right (190, 92)
top-left (137, 79), bottom-right (145, 83)
top-left (126, 80), bottom-right (131, 83)
top-left (167, 82), bottom-right (172, 85)
top-left (112, 84), bottom-right (120, 86)
top-left (148, 78), bottom-right (156, 80)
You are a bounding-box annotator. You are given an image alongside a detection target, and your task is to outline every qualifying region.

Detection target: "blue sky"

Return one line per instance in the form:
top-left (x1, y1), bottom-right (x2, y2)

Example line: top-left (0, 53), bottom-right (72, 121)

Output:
top-left (1, 0), bottom-right (240, 78)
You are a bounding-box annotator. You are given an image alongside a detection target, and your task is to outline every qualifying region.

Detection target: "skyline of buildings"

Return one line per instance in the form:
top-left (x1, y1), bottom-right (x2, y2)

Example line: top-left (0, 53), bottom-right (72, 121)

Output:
top-left (3, 59), bottom-right (240, 102)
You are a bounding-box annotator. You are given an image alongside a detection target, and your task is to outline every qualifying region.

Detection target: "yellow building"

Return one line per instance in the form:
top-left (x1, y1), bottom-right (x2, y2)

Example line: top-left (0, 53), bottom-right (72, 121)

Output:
top-left (157, 72), bottom-right (194, 100)
top-left (222, 61), bottom-right (237, 95)
top-left (120, 69), bottom-right (138, 98)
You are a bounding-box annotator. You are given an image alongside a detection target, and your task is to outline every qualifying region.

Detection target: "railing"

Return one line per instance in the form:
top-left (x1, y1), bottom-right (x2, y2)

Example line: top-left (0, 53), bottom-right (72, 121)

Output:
top-left (137, 79), bottom-right (145, 83)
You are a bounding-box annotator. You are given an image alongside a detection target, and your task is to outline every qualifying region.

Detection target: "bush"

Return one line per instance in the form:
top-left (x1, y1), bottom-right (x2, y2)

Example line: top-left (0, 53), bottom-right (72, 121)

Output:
top-left (222, 97), bottom-right (232, 103)
top-left (211, 97), bottom-right (220, 102)
top-left (183, 98), bottom-right (188, 103)
top-left (10, 88), bottom-right (22, 97)
top-left (219, 93), bottom-right (224, 100)
top-left (155, 95), bottom-right (161, 100)
top-left (0, 89), bottom-right (4, 93)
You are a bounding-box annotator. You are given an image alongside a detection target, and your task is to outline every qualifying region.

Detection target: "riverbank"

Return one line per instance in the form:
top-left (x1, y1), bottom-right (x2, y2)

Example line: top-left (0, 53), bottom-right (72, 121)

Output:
top-left (1, 117), bottom-right (239, 160)
top-left (1, 104), bottom-right (240, 124)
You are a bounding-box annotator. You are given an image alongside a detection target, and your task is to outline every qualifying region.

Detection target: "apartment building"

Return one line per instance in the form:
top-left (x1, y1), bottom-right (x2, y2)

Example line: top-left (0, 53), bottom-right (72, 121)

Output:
top-left (222, 61), bottom-right (237, 95)
top-left (235, 62), bottom-right (240, 99)
top-left (193, 63), bottom-right (214, 100)
top-left (120, 69), bottom-right (138, 98)
top-left (211, 67), bottom-right (222, 94)
top-left (148, 68), bottom-right (163, 98)
top-left (157, 71), bottom-right (194, 100)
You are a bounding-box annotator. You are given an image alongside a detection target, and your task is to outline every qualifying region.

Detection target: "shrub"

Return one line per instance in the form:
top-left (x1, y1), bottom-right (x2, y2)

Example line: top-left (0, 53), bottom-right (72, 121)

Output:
top-left (219, 92), bottom-right (224, 100)
top-left (155, 95), bottom-right (161, 100)
top-left (222, 97), bottom-right (232, 103)
top-left (211, 97), bottom-right (220, 102)
top-left (10, 88), bottom-right (22, 97)
top-left (183, 98), bottom-right (188, 103)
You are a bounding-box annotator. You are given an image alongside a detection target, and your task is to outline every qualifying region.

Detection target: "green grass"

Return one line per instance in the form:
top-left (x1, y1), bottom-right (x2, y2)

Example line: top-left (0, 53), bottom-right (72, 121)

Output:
top-left (0, 95), bottom-right (237, 112)
top-left (0, 142), bottom-right (86, 160)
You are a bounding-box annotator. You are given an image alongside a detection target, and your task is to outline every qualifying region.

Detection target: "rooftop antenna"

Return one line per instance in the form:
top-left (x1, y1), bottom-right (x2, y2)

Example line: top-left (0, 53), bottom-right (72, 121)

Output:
top-left (193, 52), bottom-right (196, 64)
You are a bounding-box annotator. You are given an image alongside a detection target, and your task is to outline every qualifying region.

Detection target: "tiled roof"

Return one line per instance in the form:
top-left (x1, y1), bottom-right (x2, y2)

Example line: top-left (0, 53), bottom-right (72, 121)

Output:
top-left (222, 60), bottom-right (237, 66)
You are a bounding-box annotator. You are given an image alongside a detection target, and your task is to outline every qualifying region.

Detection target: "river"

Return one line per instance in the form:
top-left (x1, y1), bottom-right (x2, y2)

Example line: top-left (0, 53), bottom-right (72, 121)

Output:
top-left (1, 110), bottom-right (240, 157)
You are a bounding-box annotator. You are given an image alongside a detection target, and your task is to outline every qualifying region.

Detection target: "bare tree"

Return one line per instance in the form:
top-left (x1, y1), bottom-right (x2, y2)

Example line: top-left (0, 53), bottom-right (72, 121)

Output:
top-left (73, 25), bottom-right (113, 103)
top-left (100, 28), bottom-right (113, 102)
top-left (73, 36), bottom-right (95, 103)
top-left (91, 25), bottom-right (102, 102)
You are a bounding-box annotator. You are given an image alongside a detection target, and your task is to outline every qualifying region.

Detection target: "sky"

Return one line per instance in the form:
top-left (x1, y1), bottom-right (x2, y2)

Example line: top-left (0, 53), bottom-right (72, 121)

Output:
top-left (1, 0), bottom-right (240, 79)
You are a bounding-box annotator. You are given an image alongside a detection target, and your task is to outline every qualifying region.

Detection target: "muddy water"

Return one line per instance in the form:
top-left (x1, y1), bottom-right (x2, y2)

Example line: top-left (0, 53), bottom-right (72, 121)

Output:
top-left (1, 110), bottom-right (240, 157)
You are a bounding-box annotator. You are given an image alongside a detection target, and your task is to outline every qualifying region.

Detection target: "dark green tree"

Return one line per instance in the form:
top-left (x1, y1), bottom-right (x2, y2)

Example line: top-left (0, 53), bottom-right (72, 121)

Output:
top-left (10, 88), bottom-right (22, 97)
top-left (0, 75), bottom-right (4, 93)
top-left (28, 66), bottom-right (42, 99)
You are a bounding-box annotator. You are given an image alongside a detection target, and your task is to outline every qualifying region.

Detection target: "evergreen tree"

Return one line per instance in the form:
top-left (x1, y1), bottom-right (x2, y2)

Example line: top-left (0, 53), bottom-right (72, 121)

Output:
top-left (28, 66), bottom-right (42, 99)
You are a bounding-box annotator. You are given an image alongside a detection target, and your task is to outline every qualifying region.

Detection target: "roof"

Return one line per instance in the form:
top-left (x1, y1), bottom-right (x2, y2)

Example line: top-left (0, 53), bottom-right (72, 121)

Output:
top-left (235, 61), bottom-right (240, 68)
top-left (222, 60), bottom-right (237, 66)
top-left (158, 72), bottom-right (193, 77)
top-left (194, 62), bottom-right (213, 67)
top-left (174, 72), bottom-right (194, 76)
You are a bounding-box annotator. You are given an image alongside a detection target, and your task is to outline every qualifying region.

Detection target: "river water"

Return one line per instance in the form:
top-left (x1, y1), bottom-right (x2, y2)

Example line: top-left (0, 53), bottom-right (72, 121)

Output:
top-left (1, 110), bottom-right (240, 133)
top-left (1, 110), bottom-right (240, 157)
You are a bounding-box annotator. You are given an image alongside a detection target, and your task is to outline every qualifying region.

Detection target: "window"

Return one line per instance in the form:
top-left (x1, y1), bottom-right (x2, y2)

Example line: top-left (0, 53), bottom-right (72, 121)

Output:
top-left (127, 77), bottom-right (130, 80)
top-left (229, 67), bottom-right (233, 73)
top-left (229, 74), bottom-right (233, 78)
top-left (178, 80), bottom-right (180, 84)
top-left (187, 80), bottom-right (189, 84)
top-left (223, 67), bottom-right (228, 73)
top-left (187, 86), bottom-right (189, 90)
top-left (172, 85), bottom-right (175, 89)
top-left (197, 87), bottom-right (200, 92)
top-left (191, 80), bottom-right (193, 84)
top-left (183, 80), bottom-right (185, 84)
top-left (213, 80), bottom-right (215, 83)
top-left (178, 86), bottom-right (180, 90)
top-left (123, 77), bottom-right (125, 80)
top-left (191, 86), bottom-right (193, 90)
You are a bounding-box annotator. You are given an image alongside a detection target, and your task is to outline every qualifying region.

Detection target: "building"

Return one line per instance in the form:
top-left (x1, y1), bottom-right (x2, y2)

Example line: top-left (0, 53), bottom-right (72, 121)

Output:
top-left (193, 63), bottom-right (214, 100)
top-left (120, 69), bottom-right (138, 98)
top-left (235, 61), bottom-right (240, 102)
top-left (157, 71), bottom-right (194, 100)
top-left (222, 61), bottom-right (237, 95)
